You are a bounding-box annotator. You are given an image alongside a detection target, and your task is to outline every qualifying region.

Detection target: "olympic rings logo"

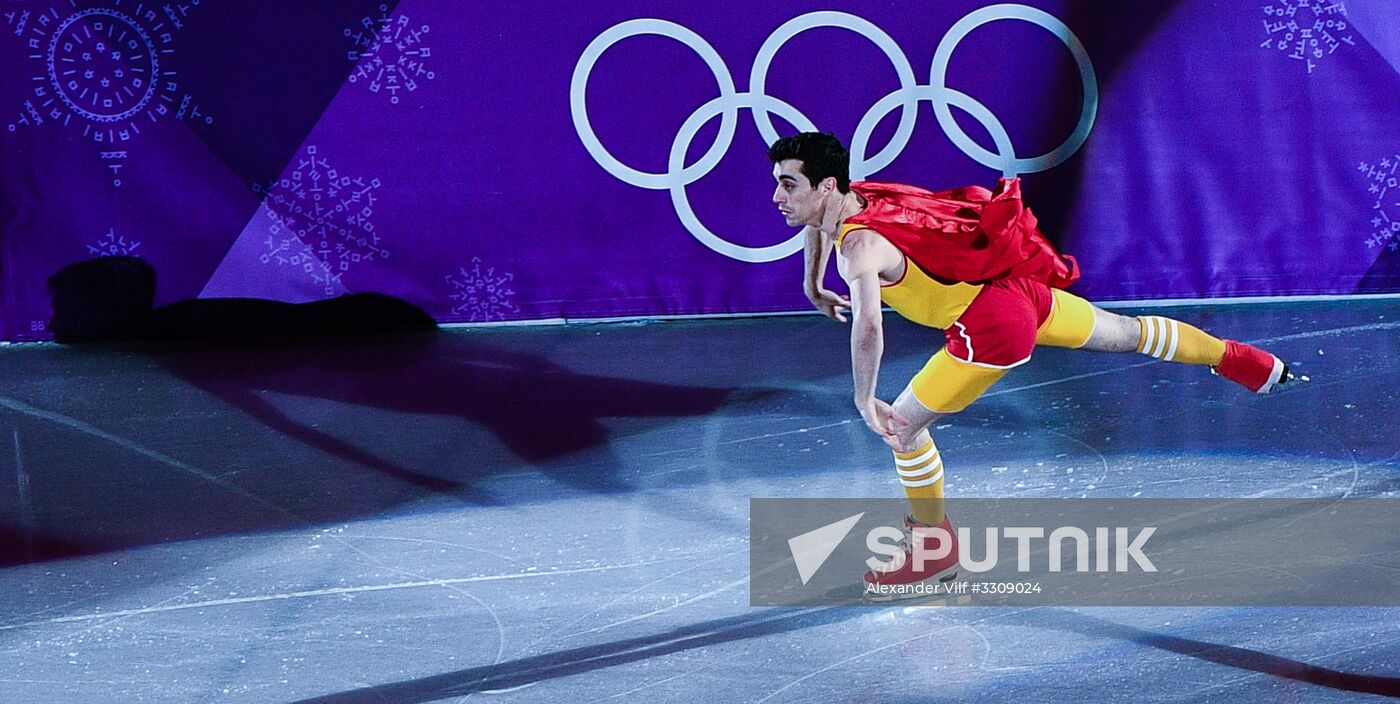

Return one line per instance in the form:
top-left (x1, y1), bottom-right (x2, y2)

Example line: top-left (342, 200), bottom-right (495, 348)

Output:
top-left (570, 4), bottom-right (1098, 263)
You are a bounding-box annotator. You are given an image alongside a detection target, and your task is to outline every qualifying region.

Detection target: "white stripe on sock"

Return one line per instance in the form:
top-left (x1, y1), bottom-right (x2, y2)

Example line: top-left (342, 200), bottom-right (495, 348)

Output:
top-left (1164, 320), bottom-right (1181, 361)
top-left (897, 457), bottom-right (943, 478)
top-left (893, 445), bottom-right (936, 468)
top-left (900, 469), bottom-right (944, 488)
top-left (1151, 317), bottom-right (1170, 359)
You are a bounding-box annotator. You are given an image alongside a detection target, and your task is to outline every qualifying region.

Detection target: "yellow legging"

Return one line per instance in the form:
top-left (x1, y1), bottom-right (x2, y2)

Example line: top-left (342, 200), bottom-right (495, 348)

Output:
top-left (910, 289), bottom-right (1096, 413)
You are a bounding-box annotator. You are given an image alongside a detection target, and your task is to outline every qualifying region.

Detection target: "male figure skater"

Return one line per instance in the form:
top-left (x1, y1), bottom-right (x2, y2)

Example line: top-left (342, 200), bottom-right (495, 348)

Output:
top-left (768, 132), bottom-right (1294, 595)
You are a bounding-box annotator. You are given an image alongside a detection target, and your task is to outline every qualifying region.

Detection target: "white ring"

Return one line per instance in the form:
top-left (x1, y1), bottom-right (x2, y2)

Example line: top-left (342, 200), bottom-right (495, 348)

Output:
top-left (929, 4), bottom-right (1098, 176)
top-left (570, 6), bottom-right (1098, 261)
top-left (669, 93), bottom-right (816, 262)
top-left (749, 11), bottom-right (920, 178)
top-left (570, 19), bottom-right (738, 190)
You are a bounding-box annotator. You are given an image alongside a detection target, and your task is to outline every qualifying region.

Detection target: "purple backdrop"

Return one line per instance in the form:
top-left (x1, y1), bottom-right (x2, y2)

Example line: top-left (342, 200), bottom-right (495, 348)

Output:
top-left (1, 0), bottom-right (1397, 341)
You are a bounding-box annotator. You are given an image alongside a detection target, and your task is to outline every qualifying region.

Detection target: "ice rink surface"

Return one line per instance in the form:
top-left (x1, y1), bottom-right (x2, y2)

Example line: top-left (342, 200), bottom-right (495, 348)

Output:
top-left (0, 300), bottom-right (1396, 702)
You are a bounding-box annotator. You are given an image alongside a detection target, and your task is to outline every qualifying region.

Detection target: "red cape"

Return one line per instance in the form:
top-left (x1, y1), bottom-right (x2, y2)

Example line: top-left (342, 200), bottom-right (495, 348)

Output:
top-left (845, 179), bottom-right (1080, 288)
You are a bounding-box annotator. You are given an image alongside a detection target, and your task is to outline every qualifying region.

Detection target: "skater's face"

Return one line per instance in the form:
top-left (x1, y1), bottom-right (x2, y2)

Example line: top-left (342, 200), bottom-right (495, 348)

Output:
top-left (772, 159), bottom-right (833, 228)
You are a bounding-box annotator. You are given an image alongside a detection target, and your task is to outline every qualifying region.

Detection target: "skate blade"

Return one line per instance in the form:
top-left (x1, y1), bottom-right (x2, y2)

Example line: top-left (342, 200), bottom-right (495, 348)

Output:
top-left (1278, 365), bottom-right (1311, 389)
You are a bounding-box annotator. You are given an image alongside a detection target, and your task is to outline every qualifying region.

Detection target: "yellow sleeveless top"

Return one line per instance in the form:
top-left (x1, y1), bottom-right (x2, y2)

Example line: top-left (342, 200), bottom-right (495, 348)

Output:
top-left (838, 224), bottom-right (983, 330)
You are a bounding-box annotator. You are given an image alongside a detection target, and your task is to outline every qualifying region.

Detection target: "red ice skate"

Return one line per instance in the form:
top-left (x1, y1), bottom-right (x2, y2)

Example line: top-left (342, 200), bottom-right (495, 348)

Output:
top-left (1214, 340), bottom-right (1294, 394)
top-left (863, 515), bottom-right (959, 602)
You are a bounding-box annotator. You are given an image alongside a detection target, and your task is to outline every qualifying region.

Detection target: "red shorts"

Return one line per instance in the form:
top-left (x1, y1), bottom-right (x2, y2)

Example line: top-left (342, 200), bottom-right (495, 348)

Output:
top-left (944, 278), bottom-right (1054, 368)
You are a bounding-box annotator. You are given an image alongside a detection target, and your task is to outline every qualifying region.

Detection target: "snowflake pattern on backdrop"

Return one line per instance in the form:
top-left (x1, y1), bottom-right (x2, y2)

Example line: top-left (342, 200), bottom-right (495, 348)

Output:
top-left (4, 1), bottom-right (216, 187)
top-left (1261, 1), bottom-right (1356, 73)
top-left (253, 146), bottom-right (386, 295)
top-left (446, 258), bottom-right (519, 322)
top-left (4, 8), bottom-right (31, 35)
top-left (1359, 154), bottom-right (1400, 253)
top-left (344, 4), bottom-right (435, 105)
top-left (85, 227), bottom-right (141, 256)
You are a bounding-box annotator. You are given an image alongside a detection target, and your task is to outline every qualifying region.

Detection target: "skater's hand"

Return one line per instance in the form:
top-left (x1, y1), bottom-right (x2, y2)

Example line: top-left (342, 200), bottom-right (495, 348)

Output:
top-left (808, 288), bottom-right (851, 322)
top-left (857, 397), bottom-right (909, 448)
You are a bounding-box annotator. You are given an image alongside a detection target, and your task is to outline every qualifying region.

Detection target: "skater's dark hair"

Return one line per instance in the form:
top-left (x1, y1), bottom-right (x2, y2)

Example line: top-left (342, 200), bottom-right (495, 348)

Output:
top-left (767, 132), bottom-right (850, 194)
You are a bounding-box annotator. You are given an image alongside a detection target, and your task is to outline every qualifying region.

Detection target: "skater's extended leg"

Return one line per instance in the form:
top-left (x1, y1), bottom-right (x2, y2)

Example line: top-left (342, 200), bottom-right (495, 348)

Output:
top-left (1036, 290), bottom-right (1294, 393)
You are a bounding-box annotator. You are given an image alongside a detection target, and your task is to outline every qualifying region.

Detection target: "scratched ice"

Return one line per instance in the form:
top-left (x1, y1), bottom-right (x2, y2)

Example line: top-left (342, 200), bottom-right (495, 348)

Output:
top-left (0, 301), bottom-right (1395, 702)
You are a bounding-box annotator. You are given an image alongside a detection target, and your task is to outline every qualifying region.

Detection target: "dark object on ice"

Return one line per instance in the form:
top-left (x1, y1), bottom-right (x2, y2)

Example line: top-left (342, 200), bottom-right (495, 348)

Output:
top-left (47, 256), bottom-right (436, 343)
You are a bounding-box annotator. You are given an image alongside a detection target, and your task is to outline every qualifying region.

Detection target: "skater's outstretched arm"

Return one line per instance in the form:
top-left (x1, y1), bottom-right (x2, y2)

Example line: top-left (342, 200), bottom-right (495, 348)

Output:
top-left (837, 229), bottom-right (908, 446)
